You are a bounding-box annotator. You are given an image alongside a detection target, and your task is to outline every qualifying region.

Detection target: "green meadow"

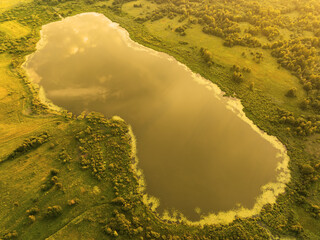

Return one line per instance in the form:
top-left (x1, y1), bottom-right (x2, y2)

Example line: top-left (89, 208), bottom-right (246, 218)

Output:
top-left (0, 0), bottom-right (320, 239)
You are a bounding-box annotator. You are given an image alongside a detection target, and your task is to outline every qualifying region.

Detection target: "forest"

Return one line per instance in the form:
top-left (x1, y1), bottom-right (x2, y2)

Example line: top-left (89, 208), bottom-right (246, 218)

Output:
top-left (137, 0), bottom-right (320, 118)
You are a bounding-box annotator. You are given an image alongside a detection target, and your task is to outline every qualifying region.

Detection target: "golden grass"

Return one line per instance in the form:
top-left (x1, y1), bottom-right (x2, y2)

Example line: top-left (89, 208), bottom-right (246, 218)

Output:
top-left (0, 0), bottom-right (32, 13)
top-left (0, 53), bottom-right (57, 159)
top-left (0, 87), bottom-right (8, 100)
top-left (136, 16), bottom-right (306, 113)
top-left (0, 54), bottom-right (25, 120)
top-left (122, 0), bottom-right (158, 18)
top-left (0, 20), bottom-right (31, 38)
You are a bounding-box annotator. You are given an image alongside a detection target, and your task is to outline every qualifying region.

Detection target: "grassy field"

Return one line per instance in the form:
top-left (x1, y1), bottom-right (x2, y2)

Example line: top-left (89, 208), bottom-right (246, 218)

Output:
top-left (0, 0), bottom-right (319, 239)
top-left (0, 21), bottom-right (31, 38)
top-left (122, 0), bottom-right (307, 115)
top-left (0, 3), bottom-right (110, 239)
top-left (0, 0), bottom-right (31, 13)
top-left (0, 120), bottom-right (115, 240)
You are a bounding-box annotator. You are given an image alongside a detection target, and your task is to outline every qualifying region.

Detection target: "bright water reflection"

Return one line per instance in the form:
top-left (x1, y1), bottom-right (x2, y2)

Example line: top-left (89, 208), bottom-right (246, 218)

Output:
top-left (25, 13), bottom-right (283, 220)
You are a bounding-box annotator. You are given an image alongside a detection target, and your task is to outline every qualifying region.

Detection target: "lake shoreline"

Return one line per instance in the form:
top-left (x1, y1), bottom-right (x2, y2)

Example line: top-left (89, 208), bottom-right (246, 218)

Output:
top-left (22, 12), bottom-right (291, 225)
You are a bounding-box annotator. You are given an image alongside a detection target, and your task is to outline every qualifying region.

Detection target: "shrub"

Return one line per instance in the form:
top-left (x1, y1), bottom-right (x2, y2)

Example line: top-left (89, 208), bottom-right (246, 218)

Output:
top-left (301, 164), bottom-right (314, 175)
top-left (286, 88), bottom-right (297, 98)
top-left (232, 71), bottom-right (244, 83)
top-left (45, 205), bottom-right (62, 218)
top-left (2, 231), bottom-right (18, 239)
top-left (26, 207), bottom-right (40, 215)
top-left (50, 169), bottom-right (59, 176)
top-left (51, 176), bottom-right (59, 183)
top-left (68, 198), bottom-right (80, 206)
top-left (150, 231), bottom-right (160, 238)
top-left (200, 47), bottom-right (213, 65)
top-left (104, 227), bottom-right (113, 235)
top-left (6, 133), bottom-right (49, 160)
top-left (55, 182), bottom-right (63, 190)
top-left (28, 215), bottom-right (36, 223)
top-left (111, 197), bottom-right (126, 206)
top-left (249, 82), bottom-right (255, 91)
top-left (300, 99), bottom-right (310, 110)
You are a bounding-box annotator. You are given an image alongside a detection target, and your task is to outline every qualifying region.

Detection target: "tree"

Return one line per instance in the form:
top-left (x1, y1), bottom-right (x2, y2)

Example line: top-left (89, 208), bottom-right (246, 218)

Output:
top-left (286, 87), bottom-right (297, 97)
top-left (232, 71), bottom-right (244, 83)
top-left (301, 164), bottom-right (314, 175)
top-left (45, 205), bottom-right (62, 218)
top-left (200, 48), bottom-right (213, 65)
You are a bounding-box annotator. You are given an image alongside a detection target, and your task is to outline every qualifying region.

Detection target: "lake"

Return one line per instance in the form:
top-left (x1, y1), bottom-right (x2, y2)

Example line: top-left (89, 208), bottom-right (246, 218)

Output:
top-left (24, 13), bottom-right (288, 221)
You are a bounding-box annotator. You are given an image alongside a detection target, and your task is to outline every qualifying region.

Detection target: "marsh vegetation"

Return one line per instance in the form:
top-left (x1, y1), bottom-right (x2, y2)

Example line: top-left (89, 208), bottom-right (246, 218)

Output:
top-left (23, 12), bottom-right (286, 221)
top-left (0, 0), bottom-right (319, 239)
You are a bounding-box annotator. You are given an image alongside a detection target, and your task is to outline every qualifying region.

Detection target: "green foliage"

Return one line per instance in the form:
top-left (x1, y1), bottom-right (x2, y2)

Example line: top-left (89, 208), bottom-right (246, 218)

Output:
top-left (143, 0), bottom-right (320, 117)
top-left (26, 207), bottom-right (40, 216)
top-left (58, 148), bottom-right (71, 163)
top-left (133, 4), bottom-right (142, 8)
top-left (50, 168), bottom-right (59, 176)
top-left (199, 47), bottom-right (213, 65)
top-left (279, 109), bottom-right (319, 135)
top-left (5, 132), bottom-right (49, 161)
top-left (40, 170), bottom-right (62, 191)
top-left (270, 38), bottom-right (320, 111)
top-left (301, 164), bottom-right (315, 175)
top-left (28, 215), bottom-right (36, 223)
top-left (1, 0), bottom-right (320, 239)
top-left (105, 210), bottom-right (132, 236)
top-left (286, 88), bottom-right (297, 98)
top-left (1, 231), bottom-right (18, 240)
top-left (232, 71), bottom-right (244, 83)
top-left (111, 196), bottom-right (126, 206)
top-left (249, 81), bottom-right (255, 91)
top-left (45, 205), bottom-right (62, 218)
top-left (175, 25), bottom-right (186, 36)
top-left (67, 198), bottom-right (80, 206)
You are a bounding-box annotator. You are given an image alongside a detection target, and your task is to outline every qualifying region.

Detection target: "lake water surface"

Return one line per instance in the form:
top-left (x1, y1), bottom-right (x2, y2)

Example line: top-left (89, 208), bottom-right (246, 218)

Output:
top-left (24, 13), bottom-right (288, 221)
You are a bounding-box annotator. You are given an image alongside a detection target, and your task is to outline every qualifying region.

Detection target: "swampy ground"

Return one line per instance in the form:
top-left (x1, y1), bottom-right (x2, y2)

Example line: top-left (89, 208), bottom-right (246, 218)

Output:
top-left (0, 0), bottom-right (320, 239)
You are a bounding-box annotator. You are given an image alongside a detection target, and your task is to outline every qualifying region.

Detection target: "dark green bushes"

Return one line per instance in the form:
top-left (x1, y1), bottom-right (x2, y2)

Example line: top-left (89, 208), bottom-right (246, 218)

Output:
top-left (40, 170), bottom-right (62, 191)
top-left (199, 47), bottom-right (213, 65)
top-left (67, 198), bottom-right (80, 206)
top-left (232, 71), bottom-right (244, 83)
top-left (5, 132), bottom-right (49, 161)
top-left (45, 205), bottom-right (62, 218)
top-left (286, 88), bottom-right (297, 98)
top-left (26, 207), bottom-right (40, 216)
top-left (1, 231), bottom-right (18, 240)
